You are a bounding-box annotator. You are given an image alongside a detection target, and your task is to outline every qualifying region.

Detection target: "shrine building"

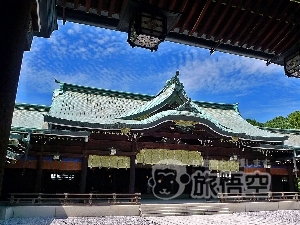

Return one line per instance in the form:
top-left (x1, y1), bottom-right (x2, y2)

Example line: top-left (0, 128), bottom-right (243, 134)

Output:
top-left (3, 71), bottom-right (300, 198)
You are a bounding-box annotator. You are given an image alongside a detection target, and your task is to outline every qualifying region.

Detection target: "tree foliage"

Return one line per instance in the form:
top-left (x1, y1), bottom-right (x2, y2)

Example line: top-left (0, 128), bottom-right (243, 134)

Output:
top-left (246, 119), bottom-right (264, 127)
top-left (247, 110), bottom-right (300, 129)
top-left (264, 116), bottom-right (292, 129)
top-left (287, 111), bottom-right (300, 129)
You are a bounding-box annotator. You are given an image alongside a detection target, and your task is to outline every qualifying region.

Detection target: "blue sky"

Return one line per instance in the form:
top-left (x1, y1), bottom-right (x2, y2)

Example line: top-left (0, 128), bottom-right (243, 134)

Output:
top-left (18, 21), bottom-right (300, 123)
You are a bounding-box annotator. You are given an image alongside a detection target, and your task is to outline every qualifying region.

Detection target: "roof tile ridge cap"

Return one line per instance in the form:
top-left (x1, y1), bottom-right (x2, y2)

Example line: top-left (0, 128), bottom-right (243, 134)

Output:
top-left (15, 103), bottom-right (51, 111)
top-left (119, 82), bottom-right (179, 119)
top-left (55, 80), bottom-right (155, 99)
top-left (193, 100), bottom-right (236, 108)
top-left (15, 102), bottom-right (50, 107)
top-left (174, 100), bottom-right (231, 132)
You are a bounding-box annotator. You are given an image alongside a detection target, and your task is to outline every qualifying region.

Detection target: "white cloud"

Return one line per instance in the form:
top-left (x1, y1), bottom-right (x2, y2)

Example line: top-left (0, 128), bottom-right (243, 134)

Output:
top-left (18, 22), bottom-right (300, 122)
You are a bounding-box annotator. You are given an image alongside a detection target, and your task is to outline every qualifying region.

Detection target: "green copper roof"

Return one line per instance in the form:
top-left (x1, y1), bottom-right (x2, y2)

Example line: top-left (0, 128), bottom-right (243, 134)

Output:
top-left (12, 103), bottom-right (49, 130)
top-left (120, 71), bottom-right (190, 120)
top-left (259, 127), bottom-right (300, 148)
top-left (11, 72), bottom-right (290, 142)
top-left (119, 71), bottom-right (238, 120)
top-left (43, 72), bottom-right (286, 141)
top-left (15, 103), bottom-right (50, 111)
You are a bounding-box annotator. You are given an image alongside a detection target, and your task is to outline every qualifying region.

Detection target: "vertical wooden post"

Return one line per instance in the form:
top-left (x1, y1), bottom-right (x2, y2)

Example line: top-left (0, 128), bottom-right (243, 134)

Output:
top-left (288, 164), bottom-right (296, 192)
top-left (80, 155), bottom-right (88, 193)
top-left (129, 136), bottom-right (138, 194)
top-left (0, 0), bottom-right (31, 196)
top-left (265, 167), bottom-right (271, 190)
top-left (34, 154), bottom-right (43, 193)
top-left (129, 155), bottom-right (136, 194)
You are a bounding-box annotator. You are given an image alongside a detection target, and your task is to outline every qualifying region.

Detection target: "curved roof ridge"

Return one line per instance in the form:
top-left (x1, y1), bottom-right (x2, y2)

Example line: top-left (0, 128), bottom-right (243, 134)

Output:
top-left (157, 70), bottom-right (186, 95)
top-left (119, 71), bottom-right (190, 120)
top-left (193, 100), bottom-right (238, 110)
top-left (45, 110), bottom-right (285, 141)
top-left (55, 79), bottom-right (154, 101)
top-left (15, 103), bottom-right (50, 111)
top-left (183, 102), bottom-right (233, 132)
top-left (260, 127), bottom-right (300, 134)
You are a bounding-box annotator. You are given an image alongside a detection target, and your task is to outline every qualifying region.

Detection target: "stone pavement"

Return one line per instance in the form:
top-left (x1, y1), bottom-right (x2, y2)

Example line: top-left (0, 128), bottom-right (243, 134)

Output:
top-left (1, 210), bottom-right (300, 225)
top-left (147, 213), bottom-right (290, 225)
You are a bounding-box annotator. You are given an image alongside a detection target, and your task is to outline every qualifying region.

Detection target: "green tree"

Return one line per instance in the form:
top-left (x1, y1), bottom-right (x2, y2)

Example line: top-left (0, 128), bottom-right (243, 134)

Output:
top-left (287, 111), bottom-right (300, 129)
top-left (246, 119), bottom-right (264, 127)
top-left (264, 116), bottom-right (292, 129)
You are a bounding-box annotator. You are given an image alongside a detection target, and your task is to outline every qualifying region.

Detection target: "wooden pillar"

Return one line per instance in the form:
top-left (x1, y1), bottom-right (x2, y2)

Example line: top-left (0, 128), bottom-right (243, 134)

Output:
top-left (34, 155), bottom-right (43, 193)
top-left (266, 167), bottom-right (272, 191)
top-left (129, 155), bottom-right (136, 194)
top-left (288, 164), bottom-right (296, 192)
top-left (0, 0), bottom-right (31, 196)
top-left (79, 156), bottom-right (88, 193)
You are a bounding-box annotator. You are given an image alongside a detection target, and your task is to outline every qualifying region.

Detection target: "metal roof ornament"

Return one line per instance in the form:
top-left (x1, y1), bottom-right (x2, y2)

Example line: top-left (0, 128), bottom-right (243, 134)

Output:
top-left (163, 71), bottom-right (184, 91)
top-left (284, 45), bottom-right (300, 78)
top-left (118, 0), bottom-right (181, 51)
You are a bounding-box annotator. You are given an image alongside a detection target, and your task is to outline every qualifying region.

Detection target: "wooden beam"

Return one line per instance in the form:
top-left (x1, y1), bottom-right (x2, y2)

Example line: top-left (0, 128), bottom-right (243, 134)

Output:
top-left (108, 0), bottom-right (116, 18)
top-left (97, 0), bottom-right (103, 15)
top-left (259, 8), bottom-right (294, 51)
top-left (29, 152), bottom-right (84, 158)
top-left (34, 154), bottom-right (43, 192)
top-left (215, 3), bottom-right (243, 41)
top-left (245, 1), bottom-right (300, 25)
top-left (230, 14), bottom-right (258, 46)
top-left (224, 0), bottom-right (251, 42)
top-left (142, 131), bottom-right (220, 139)
top-left (206, 1), bottom-right (232, 40)
top-left (33, 145), bottom-right (84, 152)
top-left (86, 150), bottom-right (136, 156)
top-left (85, 0), bottom-right (91, 13)
top-left (88, 139), bottom-right (131, 145)
top-left (269, 26), bottom-right (296, 54)
top-left (79, 155), bottom-right (88, 193)
top-left (263, 5), bottom-right (299, 54)
top-left (250, 1), bottom-right (284, 49)
top-left (169, 0), bottom-right (177, 10)
top-left (199, 0), bottom-right (222, 37)
top-left (120, 0), bottom-right (129, 14)
top-left (158, 0), bottom-right (165, 8)
top-left (239, 15), bottom-right (265, 48)
top-left (179, 1), bottom-right (200, 33)
top-left (74, 0), bottom-right (79, 10)
top-left (90, 133), bottom-right (128, 141)
top-left (129, 142), bottom-right (136, 193)
top-left (261, 23), bottom-right (292, 53)
top-left (189, 0), bottom-right (211, 35)
top-left (179, 0), bottom-right (188, 12)
top-left (230, 0), bottom-right (264, 45)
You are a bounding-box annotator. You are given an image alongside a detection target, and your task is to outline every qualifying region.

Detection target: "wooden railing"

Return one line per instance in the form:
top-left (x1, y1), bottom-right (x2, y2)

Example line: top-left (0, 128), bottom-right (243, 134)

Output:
top-left (9, 193), bottom-right (141, 205)
top-left (217, 192), bottom-right (299, 202)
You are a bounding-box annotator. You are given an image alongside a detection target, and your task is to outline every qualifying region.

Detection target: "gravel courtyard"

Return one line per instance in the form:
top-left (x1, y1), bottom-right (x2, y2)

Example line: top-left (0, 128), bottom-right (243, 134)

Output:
top-left (1, 210), bottom-right (300, 225)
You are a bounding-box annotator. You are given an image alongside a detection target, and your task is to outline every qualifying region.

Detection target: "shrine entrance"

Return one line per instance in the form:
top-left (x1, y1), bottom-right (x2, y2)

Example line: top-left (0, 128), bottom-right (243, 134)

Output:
top-left (86, 168), bottom-right (130, 194)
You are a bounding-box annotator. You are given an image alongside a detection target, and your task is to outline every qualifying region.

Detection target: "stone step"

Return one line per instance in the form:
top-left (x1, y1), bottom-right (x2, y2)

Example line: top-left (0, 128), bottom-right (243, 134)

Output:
top-left (140, 203), bottom-right (232, 217)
